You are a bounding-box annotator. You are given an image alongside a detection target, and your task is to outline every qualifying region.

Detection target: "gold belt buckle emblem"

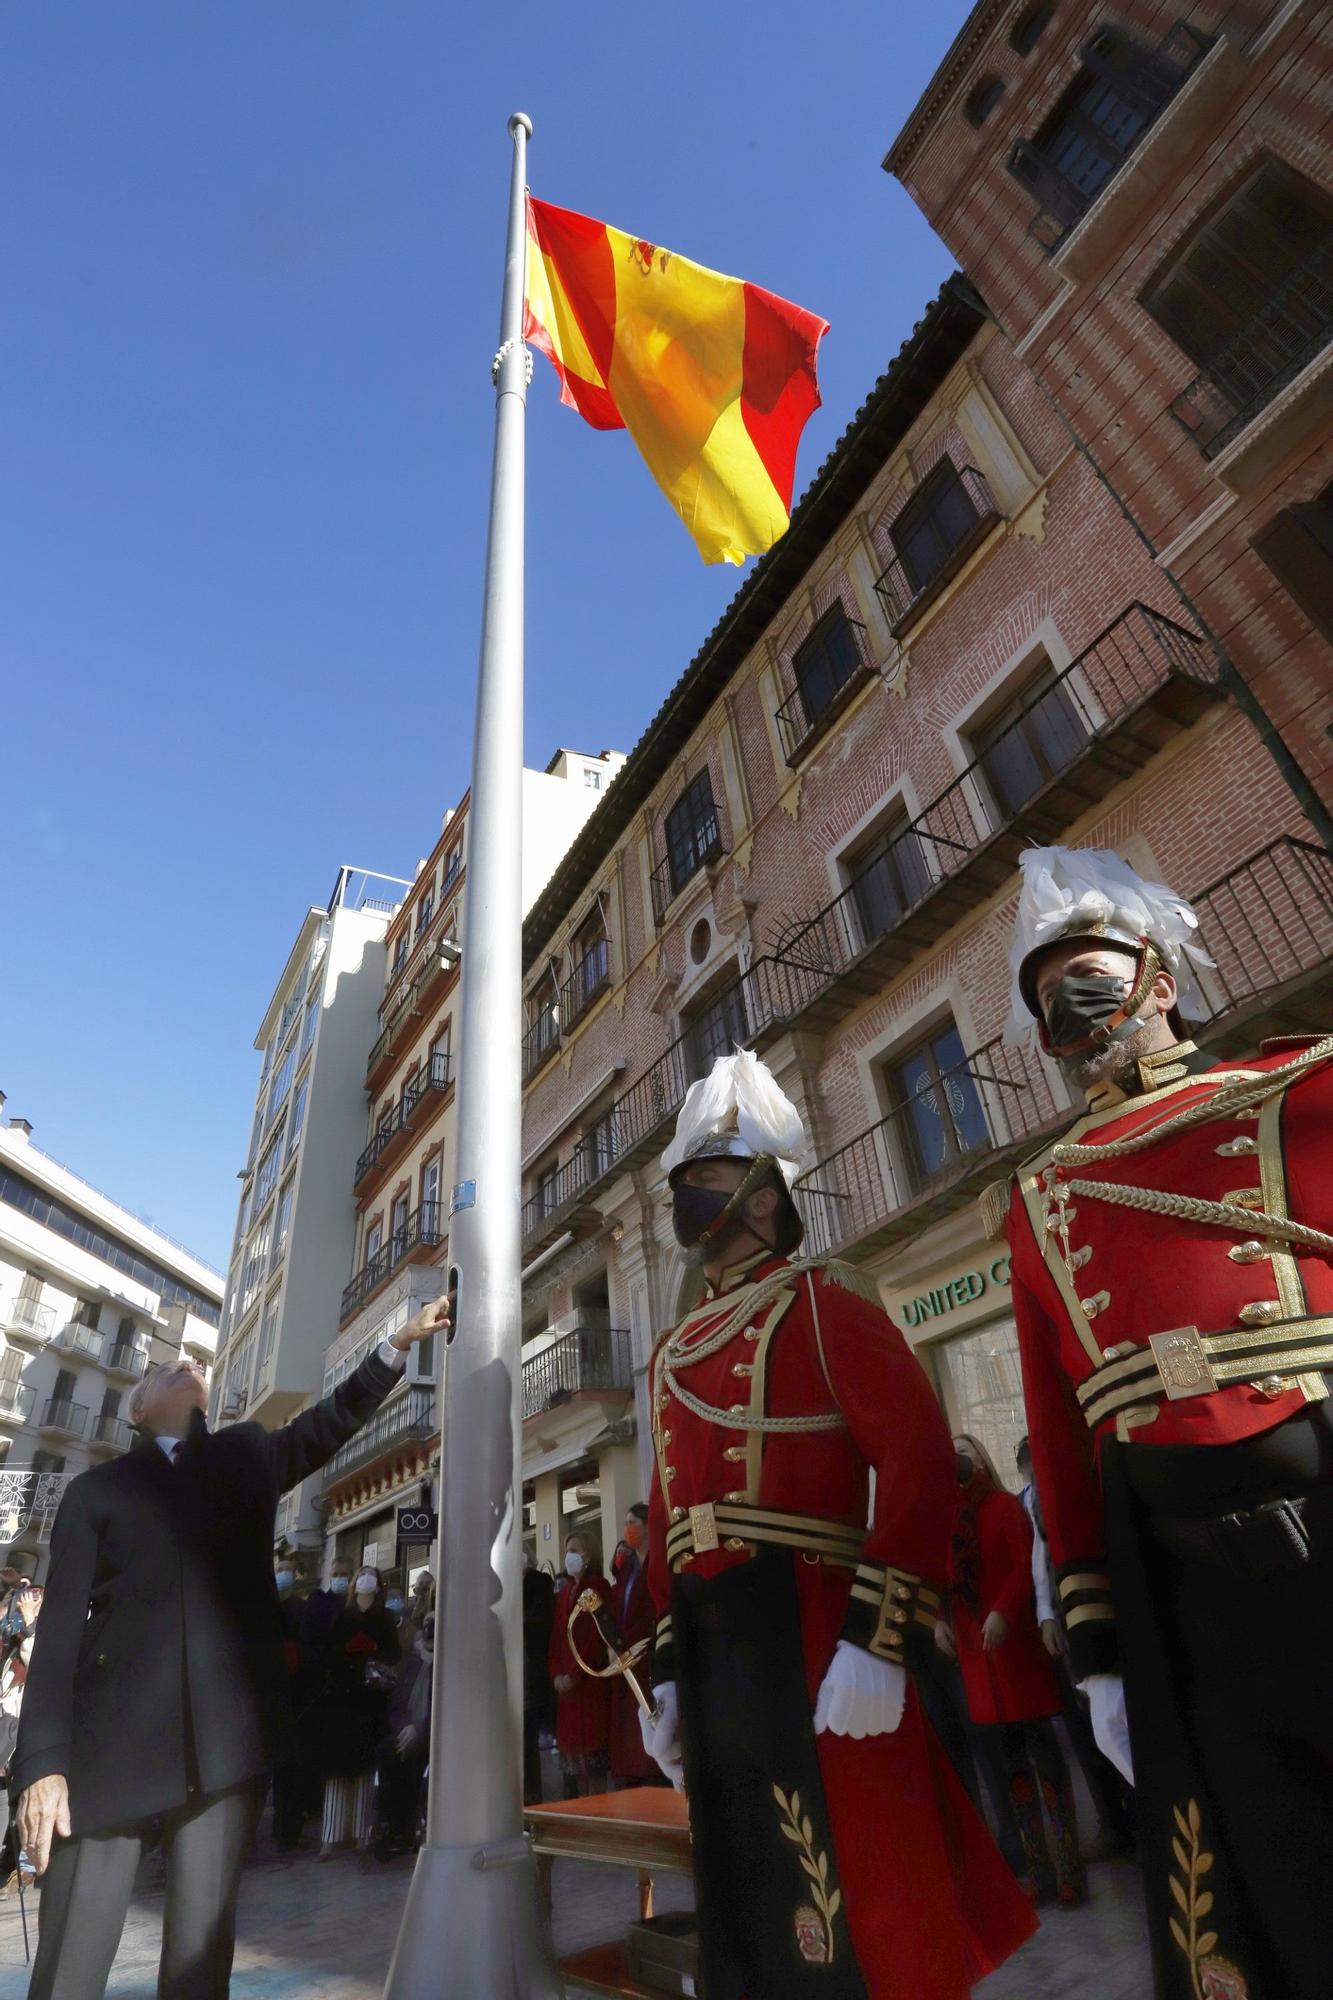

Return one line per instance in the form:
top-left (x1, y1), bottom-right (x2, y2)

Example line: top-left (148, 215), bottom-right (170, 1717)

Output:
top-left (1149, 1325), bottom-right (1219, 1400)
top-left (689, 1502), bottom-right (719, 1554)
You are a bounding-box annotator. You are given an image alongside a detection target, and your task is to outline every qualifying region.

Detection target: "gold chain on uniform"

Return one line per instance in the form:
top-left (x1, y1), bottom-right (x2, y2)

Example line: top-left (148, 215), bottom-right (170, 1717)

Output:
top-left (1048, 1035), bottom-right (1333, 1255)
top-left (659, 1259), bottom-right (847, 1435)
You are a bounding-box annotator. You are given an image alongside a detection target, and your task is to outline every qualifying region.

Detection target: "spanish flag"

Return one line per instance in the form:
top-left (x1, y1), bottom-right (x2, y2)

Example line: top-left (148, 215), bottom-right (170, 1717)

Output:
top-left (524, 197), bottom-right (828, 566)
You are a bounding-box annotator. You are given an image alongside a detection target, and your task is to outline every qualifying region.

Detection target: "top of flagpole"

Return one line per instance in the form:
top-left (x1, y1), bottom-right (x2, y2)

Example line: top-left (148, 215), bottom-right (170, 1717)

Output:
top-left (508, 113), bottom-right (532, 140)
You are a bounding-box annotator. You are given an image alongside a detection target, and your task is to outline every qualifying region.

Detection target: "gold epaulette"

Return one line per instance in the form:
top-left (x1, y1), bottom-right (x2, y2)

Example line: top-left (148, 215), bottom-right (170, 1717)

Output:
top-left (816, 1259), bottom-right (884, 1308)
top-left (978, 1178), bottom-right (1012, 1244)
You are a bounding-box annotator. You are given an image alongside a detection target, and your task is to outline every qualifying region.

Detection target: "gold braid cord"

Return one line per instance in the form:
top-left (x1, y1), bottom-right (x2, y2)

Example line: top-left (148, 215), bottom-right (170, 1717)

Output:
top-left (660, 1258), bottom-right (849, 1436)
top-left (1051, 1035), bottom-right (1333, 1254)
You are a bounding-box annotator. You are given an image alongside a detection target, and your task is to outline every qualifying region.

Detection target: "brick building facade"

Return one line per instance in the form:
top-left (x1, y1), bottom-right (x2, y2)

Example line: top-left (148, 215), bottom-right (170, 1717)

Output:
top-left (516, 70), bottom-right (1332, 1540)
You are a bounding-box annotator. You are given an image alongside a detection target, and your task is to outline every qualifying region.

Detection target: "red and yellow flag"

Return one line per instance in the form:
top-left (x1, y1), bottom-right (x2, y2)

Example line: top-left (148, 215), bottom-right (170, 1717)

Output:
top-left (524, 197), bottom-right (828, 566)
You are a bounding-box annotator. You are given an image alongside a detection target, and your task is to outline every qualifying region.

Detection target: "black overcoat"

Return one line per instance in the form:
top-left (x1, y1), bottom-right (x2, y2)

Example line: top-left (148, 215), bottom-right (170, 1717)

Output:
top-left (12, 1351), bottom-right (398, 1836)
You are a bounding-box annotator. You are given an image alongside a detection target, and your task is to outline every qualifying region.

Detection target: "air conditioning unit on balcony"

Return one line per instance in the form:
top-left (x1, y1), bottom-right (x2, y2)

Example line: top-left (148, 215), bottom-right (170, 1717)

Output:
top-left (222, 1390), bottom-right (248, 1420)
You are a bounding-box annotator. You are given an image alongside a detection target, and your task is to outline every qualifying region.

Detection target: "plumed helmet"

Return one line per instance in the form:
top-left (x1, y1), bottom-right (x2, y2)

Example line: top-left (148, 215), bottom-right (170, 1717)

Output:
top-left (1005, 846), bottom-right (1213, 1041)
top-left (661, 1050), bottom-right (808, 1187)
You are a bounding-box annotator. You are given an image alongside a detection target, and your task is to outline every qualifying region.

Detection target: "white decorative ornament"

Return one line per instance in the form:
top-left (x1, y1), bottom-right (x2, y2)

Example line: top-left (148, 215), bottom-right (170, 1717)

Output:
top-left (661, 1049), bottom-right (808, 1186)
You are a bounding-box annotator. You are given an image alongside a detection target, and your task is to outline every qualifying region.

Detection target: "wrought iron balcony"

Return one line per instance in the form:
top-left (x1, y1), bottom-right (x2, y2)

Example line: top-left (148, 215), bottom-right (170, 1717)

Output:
top-left (650, 822), bottom-right (726, 926)
top-left (90, 1412), bottom-right (134, 1453)
top-left (873, 467), bottom-right (1002, 636)
top-left (1189, 837), bottom-right (1333, 1042)
top-left (794, 1033), bottom-right (1066, 1261)
top-left (1169, 240), bottom-right (1333, 458)
top-left (366, 908), bottom-right (462, 1090)
top-left (0, 1468), bottom-right (70, 1543)
top-left (354, 1052), bottom-right (456, 1192)
top-left (1011, 21), bottom-right (1212, 253)
top-left (340, 1201), bottom-right (444, 1323)
top-left (2, 1298), bottom-right (53, 1347)
top-left (522, 1003), bottom-right (562, 1083)
top-left (561, 938), bottom-right (612, 1028)
top-left (522, 1322), bottom-right (633, 1423)
top-left (757, 603), bottom-right (1217, 1036)
top-left (0, 1380), bottom-right (35, 1425)
top-left (775, 628), bottom-right (873, 764)
top-left (39, 1397), bottom-right (89, 1440)
top-left (324, 1385), bottom-right (436, 1484)
top-left (104, 1343), bottom-right (149, 1382)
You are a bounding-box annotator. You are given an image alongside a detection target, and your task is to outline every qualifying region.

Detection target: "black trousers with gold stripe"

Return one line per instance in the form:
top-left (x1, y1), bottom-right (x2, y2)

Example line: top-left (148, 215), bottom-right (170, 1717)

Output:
top-left (1104, 1430), bottom-right (1333, 2000)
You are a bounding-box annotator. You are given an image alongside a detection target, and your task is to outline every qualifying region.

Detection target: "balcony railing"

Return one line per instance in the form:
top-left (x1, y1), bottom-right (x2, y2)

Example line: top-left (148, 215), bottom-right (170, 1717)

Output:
top-left (0, 1381), bottom-right (35, 1425)
top-left (0, 1469), bottom-right (70, 1544)
top-left (523, 1003), bottom-right (562, 1083)
top-left (366, 906), bottom-right (461, 1085)
top-left (1189, 837), bottom-right (1333, 1028)
top-left (340, 1201), bottom-right (444, 1322)
top-left (522, 1323), bottom-right (633, 1422)
top-left (2, 1298), bottom-right (53, 1346)
top-left (874, 467), bottom-right (1002, 635)
top-left (104, 1343), bottom-right (149, 1381)
top-left (759, 604), bottom-right (1215, 1029)
top-left (794, 1033), bottom-right (1066, 1260)
top-left (324, 1385), bottom-right (436, 1484)
top-left (354, 1052), bottom-right (456, 1190)
top-left (650, 823), bottom-right (726, 926)
top-left (39, 1397), bottom-right (89, 1439)
top-left (1012, 21), bottom-right (1211, 252)
top-left (1169, 239), bottom-right (1333, 459)
top-left (562, 939), bottom-right (612, 1027)
top-left (91, 1413), bottom-right (134, 1453)
top-left (57, 1320), bottom-right (104, 1360)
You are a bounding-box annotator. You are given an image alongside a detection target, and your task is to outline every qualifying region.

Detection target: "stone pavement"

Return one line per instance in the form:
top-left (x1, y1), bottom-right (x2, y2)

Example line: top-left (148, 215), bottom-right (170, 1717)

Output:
top-left (0, 1823), bottom-right (1151, 1999)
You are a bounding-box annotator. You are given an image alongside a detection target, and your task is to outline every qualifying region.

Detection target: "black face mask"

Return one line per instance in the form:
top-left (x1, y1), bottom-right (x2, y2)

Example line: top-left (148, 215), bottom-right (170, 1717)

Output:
top-left (1042, 970), bottom-right (1133, 1057)
top-left (672, 1182), bottom-right (738, 1262)
top-left (955, 1452), bottom-right (974, 1486)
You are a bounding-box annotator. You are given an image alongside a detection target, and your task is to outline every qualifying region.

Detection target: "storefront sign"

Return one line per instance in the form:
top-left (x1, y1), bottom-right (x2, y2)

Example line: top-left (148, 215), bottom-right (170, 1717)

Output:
top-left (900, 1254), bottom-right (1011, 1331)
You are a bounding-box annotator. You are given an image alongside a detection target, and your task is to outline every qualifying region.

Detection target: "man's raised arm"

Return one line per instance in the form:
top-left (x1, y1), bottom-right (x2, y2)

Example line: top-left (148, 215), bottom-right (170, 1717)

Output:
top-left (266, 1295), bottom-right (450, 1494)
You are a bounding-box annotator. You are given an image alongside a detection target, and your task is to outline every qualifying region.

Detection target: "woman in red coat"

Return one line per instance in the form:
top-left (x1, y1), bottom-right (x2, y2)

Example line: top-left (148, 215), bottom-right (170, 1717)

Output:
top-left (939, 1437), bottom-right (1085, 1906)
top-left (607, 1506), bottom-right (666, 1789)
top-left (547, 1532), bottom-right (611, 1798)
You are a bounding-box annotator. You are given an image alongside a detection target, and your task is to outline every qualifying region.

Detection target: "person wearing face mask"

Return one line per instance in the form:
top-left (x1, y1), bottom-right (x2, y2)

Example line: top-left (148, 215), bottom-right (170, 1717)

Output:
top-left (607, 1505), bottom-right (663, 1789)
top-left (315, 1564), bottom-right (401, 1858)
top-left (991, 844), bottom-right (1333, 2000)
top-left (936, 1440), bottom-right (1082, 1907)
top-left (373, 1612), bottom-right (434, 1858)
top-left (546, 1534), bottom-right (612, 1798)
top-left (13, 1294), bottom-right (448, 2000)
top-left (640, 1051), bottom-right (1035, 2000)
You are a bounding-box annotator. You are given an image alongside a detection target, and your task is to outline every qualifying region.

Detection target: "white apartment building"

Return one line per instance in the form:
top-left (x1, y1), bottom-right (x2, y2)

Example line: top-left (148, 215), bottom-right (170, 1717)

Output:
top-left (0, 1110), bottom-right (223, 1581)
top-left (209, 866), bottom-right (414, 1556)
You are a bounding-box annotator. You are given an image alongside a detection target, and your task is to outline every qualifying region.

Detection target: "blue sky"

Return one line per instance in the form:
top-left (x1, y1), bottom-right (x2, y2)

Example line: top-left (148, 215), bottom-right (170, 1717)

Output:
top-left (1, 3), bottom-right (964, 1272)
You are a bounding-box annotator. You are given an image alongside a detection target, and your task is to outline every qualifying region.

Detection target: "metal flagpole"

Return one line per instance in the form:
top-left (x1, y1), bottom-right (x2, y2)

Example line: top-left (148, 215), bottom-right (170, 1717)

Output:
top-left (383, 112), bottom-right (562, 2000)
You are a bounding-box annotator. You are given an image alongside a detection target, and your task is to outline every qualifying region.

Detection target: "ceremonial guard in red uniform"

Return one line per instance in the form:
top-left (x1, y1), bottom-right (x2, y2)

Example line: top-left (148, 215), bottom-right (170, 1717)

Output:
top-left (993, 845), bottom-right (1333, 2000)
top-left (640, 1053), bottom-right (1035, 2000)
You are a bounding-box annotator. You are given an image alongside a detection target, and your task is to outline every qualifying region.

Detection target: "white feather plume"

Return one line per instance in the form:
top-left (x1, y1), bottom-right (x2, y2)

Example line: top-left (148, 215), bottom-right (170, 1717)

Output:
top-left (1005, 846), bottom-right (1213, 1041)
top-left (661, 1050), bottom-right (807, 1184)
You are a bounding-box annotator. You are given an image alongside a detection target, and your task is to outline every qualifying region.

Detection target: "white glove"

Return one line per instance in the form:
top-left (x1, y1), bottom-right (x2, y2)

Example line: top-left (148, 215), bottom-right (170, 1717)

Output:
top-left (640, 1681), bottom-right (686, 1790)
top-left (396, 1725), bottom-right (419, 1756)
top-left (1082, 1673), bottom-right (1134, 1785)
top-left (813, 1641), bottom-right (905, 1739)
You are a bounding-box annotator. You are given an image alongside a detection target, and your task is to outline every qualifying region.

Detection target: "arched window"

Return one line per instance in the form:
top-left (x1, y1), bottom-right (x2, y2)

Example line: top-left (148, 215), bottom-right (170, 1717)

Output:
top-left (965, 76), bottom-right (1005, 127)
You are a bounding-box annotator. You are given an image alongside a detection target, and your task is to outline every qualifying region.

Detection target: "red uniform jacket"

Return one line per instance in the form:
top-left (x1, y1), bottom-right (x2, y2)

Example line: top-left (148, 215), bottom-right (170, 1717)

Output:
top-left (646, 1251), bottom-right (1035, 2000)
top-left (948, 1486), bottom-right (1061, 1726)
top-left (607, 1553), bottom-right (656, 1786)
top-left (1002, 1039), bottom-right (1333, 1676)
top-left (548, 1571), bottom-right (611, 1759)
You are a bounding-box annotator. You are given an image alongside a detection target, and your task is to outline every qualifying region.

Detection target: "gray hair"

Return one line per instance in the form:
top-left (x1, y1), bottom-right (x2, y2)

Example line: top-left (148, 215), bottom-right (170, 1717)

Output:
top-left (128, 1368), bottom-right (161, 1427)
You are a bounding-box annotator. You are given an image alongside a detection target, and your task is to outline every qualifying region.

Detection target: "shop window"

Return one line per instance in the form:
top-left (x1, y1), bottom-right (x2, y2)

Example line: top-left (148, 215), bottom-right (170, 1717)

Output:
top-left (931, 1316), bottom-right (1027, 1491)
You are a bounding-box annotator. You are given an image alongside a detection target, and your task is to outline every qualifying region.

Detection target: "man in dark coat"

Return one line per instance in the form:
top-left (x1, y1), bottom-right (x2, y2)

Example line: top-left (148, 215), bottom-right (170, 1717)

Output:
top-left (13, 1294), bottom-right (449, 2000)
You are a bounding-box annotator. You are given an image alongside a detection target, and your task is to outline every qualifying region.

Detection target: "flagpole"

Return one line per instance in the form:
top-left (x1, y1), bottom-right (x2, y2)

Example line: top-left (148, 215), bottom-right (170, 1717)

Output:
top-left (383, 111), bottom-right (562, 2000)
